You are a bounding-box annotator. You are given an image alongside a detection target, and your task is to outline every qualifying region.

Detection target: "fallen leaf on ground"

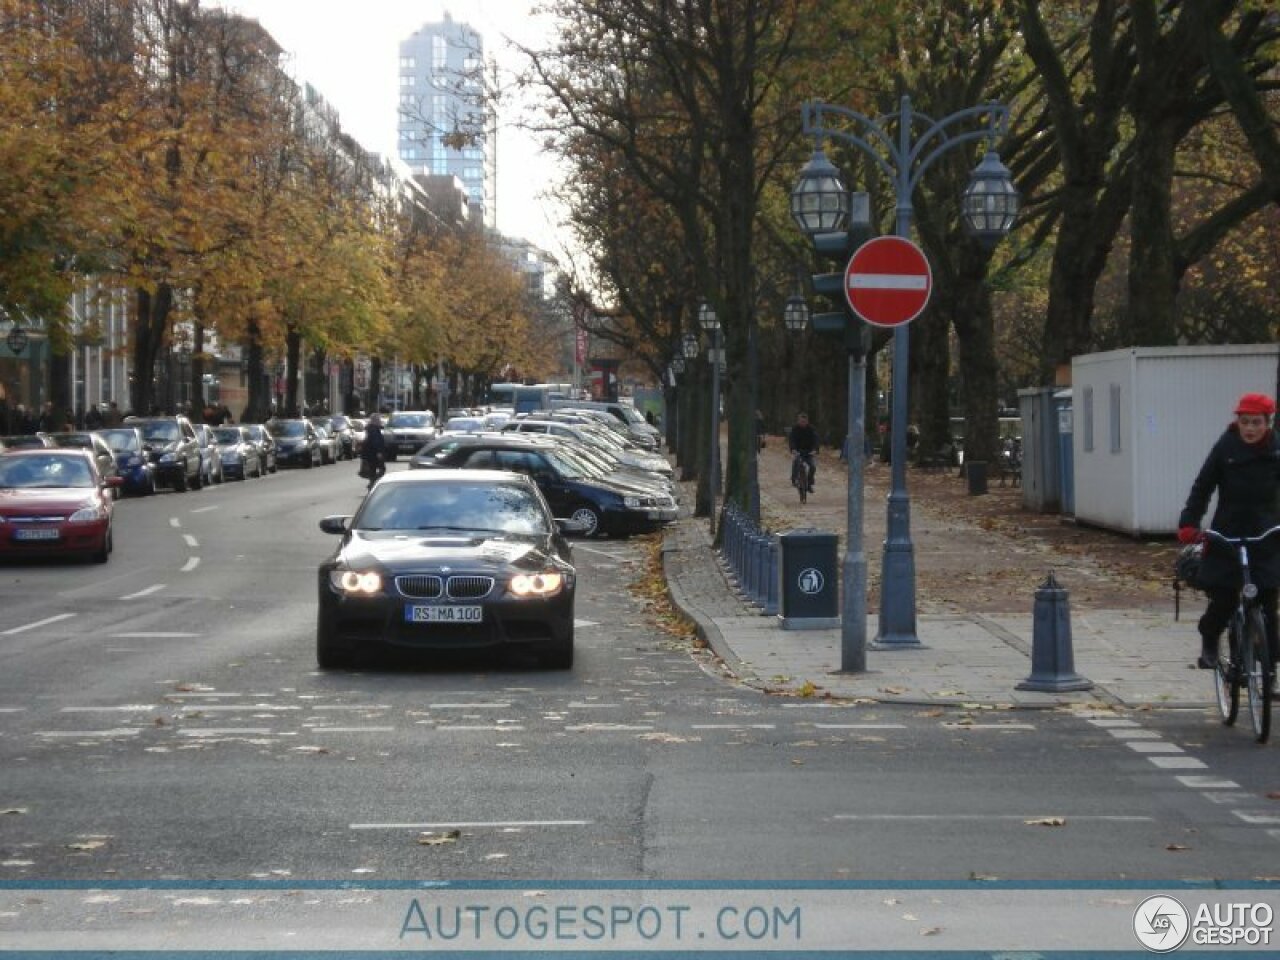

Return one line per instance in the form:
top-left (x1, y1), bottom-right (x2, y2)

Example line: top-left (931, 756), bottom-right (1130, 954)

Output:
top-left (921, 927), bottom-right (942, 936)
top-left (0, 808), bottom-right (28, 816)
top-left (417, 830), bottom-right (461, 846)
top-left (66, 840), bottom-right (106, 851)
top-left (1166, 843), bottom-right (1189, 851)
top-left (880, 686), bottom-right (906, 696)
top-left (1024, 817), bottom-right (1066, 827)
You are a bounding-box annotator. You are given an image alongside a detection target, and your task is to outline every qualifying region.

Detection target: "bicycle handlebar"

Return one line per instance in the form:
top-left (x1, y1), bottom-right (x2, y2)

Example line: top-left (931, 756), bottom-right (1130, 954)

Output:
top-left (1203, 524), bottom-right (1280, 547)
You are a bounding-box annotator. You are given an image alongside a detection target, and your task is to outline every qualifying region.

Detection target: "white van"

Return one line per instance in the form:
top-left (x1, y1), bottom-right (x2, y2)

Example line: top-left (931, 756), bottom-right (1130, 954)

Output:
top-left (548, 399), bottom-right (661, 450)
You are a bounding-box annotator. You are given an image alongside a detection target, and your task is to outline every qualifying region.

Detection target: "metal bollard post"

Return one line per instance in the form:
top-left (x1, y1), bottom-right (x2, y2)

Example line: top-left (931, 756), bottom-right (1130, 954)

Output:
top-left (1016, 571), bottom-right (1093, 692)
top-left (751, 535), bottom-right (769, 607)
top-left (763, 537), bottom-right (779, 615)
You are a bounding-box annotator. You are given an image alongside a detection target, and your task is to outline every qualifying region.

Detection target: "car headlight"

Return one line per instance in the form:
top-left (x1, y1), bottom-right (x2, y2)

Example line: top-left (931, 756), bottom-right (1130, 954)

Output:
top-left (510, 572), bottom-right (563, 597)
top-left (68, 505), bottom-right (107, 523)
top-left (329, 569), bottom-right (383, 595)
top-left (623, 495), bottom-right (656, 508)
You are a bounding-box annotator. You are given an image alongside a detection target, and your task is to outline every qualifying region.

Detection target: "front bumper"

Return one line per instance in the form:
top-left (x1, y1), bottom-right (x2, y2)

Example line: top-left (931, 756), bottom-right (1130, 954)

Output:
top-left (0, 520), bottom-right (110, 558)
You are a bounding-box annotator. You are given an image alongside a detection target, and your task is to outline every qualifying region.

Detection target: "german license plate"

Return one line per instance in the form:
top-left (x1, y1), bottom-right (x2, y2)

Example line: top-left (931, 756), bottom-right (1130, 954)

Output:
top-left (405, 605), bottom-right (483, 624)
top-left (14, 528), bottom-right (60, 541)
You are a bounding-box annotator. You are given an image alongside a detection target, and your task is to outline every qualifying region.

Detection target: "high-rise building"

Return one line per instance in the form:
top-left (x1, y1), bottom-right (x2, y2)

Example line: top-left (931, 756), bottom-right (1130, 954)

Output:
top-left (397, 14), bottom-right (497, 229)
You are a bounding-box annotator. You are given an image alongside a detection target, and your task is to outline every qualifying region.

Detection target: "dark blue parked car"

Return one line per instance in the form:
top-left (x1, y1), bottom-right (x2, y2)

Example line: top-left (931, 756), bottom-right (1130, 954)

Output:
top-left (95, 426), bottom-right (157, 496)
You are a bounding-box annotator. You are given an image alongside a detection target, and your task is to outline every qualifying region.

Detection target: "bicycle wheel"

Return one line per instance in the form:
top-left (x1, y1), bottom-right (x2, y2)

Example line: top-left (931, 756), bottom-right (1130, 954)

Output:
top-left (792, 460), bottom-right (807, 504)
top-left (1244, 607), bottom-right (1271, 744)
top-left (1215, 619), bottom-right (1239, 726)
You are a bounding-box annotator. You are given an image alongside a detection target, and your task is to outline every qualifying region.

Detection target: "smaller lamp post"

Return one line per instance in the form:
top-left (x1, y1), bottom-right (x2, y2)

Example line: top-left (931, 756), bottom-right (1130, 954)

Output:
top-left (699, 300), bottom-right (722, 534)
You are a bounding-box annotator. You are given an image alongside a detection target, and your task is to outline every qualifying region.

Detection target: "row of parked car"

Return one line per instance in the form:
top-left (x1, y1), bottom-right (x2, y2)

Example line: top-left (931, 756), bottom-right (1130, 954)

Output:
top-left (0, 412), bottom-right (373, 564)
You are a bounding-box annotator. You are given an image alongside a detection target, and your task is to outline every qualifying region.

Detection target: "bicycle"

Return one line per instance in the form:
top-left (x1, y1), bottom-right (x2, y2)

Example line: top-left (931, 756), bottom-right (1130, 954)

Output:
top-left (790, 452), bottom-right (814, 504)
top-left (1205, 524), bottom-right (1280, 744)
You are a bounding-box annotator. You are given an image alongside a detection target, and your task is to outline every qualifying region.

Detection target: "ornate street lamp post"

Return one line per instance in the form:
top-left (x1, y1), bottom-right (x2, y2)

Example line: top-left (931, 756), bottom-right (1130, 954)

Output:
top-left (792, 95), bottom-right (1018, 664)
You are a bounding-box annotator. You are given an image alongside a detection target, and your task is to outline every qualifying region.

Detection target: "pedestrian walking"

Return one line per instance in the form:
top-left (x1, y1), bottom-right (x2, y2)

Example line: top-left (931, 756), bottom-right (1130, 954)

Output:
top-left (360, 413), bottom-right (387, 491)
top-left (1178, 392), bottom-right (1280, 670)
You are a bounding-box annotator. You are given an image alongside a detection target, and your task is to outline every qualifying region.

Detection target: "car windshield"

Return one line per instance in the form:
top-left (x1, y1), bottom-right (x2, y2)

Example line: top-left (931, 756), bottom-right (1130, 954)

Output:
top-left (99, 429), bottom-right (140, 453)
top-left (618, 406), bottom-right (646, 426)
top-left (389, 413), bottom-right (432, 428)
top-left (0, 454), bottom-right (94, 488)
top-left (543, 448), bottom-right (588, 480)
top-left (357, 483), bottom-right (548, 535)
top-left (213, 428), bottom-right (241, 444)
top-left (445, 417), bottom-right (483, 432)
top-left (48, 434), bottom-right (92, 449)
top-left (138, 422), bottom-right (179, 443)
top-left (275, 421), bottom-right (306, 437)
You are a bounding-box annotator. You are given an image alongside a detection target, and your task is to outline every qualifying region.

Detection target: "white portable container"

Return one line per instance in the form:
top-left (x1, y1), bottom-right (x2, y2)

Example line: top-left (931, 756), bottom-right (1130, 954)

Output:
top-left (1070, 344), bottom-right (1279, 536)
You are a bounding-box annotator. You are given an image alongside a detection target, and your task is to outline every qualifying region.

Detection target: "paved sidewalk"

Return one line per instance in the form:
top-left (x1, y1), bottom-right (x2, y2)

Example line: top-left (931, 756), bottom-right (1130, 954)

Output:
top-left (661, 444), bottom-right (1209, 711)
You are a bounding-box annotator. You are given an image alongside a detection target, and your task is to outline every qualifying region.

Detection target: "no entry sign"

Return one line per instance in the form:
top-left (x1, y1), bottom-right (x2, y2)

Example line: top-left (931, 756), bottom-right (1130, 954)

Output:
top-left (844, 236), bottom-right (932, 328)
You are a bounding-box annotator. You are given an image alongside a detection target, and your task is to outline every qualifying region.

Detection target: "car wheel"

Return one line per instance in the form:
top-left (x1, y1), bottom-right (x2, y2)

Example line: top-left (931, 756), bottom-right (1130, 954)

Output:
top-left (91, 529), bottom-right (112, 564)
top-left (570, 506), bottom-right (602, 538)
top-left (316, 619), bottom-right (358, 670)
top-left (173, 469), bottom-right (188, 493)
top-left (305, 452), bottom-right (315, 469)
top-left (540, 636), bottom-right (574, 670)
top-left (190, 466), bottom-right (203, 490)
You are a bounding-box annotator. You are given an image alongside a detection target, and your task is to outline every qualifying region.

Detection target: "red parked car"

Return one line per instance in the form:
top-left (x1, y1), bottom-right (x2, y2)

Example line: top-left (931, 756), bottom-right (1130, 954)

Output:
top-left (0, 448), bottom-right (122, 563)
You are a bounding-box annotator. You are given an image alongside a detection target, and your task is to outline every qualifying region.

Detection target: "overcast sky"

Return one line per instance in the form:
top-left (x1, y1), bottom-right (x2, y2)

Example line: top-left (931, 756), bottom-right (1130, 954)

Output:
top-left (209, 0), bottom-right (570, 258)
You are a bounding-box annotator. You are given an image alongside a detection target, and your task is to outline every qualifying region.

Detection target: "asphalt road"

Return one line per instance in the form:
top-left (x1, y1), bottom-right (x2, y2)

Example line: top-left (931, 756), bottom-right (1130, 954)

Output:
top-left (2, 461), bottom-right (1278, 887)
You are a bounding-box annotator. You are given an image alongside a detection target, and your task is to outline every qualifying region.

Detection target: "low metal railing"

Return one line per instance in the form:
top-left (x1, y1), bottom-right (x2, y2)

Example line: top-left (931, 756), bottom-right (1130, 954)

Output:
top-left (718, 502), bottom-right (778, 616)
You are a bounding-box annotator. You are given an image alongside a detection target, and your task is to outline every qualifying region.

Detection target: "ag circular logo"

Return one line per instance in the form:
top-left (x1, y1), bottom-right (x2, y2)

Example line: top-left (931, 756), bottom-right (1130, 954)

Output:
top-left (797, 568), bottom-right (825, 595)
top-left (1134, 895), bottom-right (1190, 952)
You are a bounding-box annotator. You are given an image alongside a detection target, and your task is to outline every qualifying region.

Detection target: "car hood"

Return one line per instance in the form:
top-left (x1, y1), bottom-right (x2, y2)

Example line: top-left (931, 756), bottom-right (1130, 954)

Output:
top-left (0, 488), bottom-right (101, 514)
top-left (336, 531), bottom-right (558, 573)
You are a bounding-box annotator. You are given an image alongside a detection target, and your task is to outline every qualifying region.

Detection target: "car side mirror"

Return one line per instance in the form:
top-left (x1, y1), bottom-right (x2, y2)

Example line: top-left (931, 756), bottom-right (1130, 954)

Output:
top-left (556, 516), bottom-right (591, 536)
top-left (318, 515), bottom-right (352, 535)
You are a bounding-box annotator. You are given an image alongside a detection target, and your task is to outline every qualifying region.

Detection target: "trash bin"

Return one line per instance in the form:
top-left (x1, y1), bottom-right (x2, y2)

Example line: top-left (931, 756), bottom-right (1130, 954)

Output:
top-left (777, 529), bottom-right (839, 630)
top-left (966, 460), bottom-right (988, 496)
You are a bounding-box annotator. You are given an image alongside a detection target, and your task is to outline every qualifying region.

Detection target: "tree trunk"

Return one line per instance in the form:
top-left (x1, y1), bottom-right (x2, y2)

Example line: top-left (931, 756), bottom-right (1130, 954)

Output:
top-left (284, 324), bottom-right (301, 416)
top-left (950, 261), bottom-right (1000, 466)
top-left (131, 284), bottom-right (172, 416)
top-left (912, 307), bottom-right (951, 458)
top-left (244, 320), bottom-right (269, 423)
top-left (1124, 115), bottom-right (1180, 346)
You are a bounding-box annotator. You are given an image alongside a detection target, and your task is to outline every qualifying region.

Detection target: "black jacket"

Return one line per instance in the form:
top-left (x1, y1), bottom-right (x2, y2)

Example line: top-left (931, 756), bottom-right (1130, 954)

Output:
top-left (362, 422), bottom-right (386, 459)
top-left (788, 423), bottom-right (819, 455)
top-left (1179, 425), bottom-right (1280, 589)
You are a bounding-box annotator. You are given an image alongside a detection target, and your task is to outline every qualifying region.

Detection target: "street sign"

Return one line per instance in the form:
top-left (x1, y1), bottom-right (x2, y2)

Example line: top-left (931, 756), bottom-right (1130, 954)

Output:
top-left (843, 236), bottom-right (932, 328)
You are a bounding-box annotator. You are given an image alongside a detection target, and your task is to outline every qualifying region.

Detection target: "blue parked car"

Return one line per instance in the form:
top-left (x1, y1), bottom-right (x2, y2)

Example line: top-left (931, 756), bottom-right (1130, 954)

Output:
top-left (95, 426), bottom-right (157, 496)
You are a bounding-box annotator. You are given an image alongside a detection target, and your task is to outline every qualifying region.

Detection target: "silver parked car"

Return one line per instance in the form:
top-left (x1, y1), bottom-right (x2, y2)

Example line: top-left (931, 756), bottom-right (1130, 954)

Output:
top-left (211, 425), bottom-right (263, 480)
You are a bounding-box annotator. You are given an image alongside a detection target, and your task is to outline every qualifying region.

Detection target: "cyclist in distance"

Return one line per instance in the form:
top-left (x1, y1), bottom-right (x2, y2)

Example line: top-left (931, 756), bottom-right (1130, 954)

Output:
top-left (361, 413), bottom-right (387, 491)
top-left (788, 411), bottom-right (820, 493)
top-left (1178, 392), bottom-right (1280, 670)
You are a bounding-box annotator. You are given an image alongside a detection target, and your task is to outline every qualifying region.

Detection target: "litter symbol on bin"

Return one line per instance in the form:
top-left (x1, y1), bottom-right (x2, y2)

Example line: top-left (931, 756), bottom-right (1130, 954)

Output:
top-left (797, 568), bottom-right (825, 595)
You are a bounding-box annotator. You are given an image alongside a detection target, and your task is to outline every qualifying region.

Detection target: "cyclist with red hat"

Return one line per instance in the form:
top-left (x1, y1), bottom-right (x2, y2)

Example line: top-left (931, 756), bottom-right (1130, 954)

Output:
top-left (1178, 392), bottom-right (1280, 669)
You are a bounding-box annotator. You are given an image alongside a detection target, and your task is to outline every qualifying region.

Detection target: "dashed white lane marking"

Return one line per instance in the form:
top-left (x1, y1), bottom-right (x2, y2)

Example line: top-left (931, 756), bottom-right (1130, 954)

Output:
top-left (1125, 741), bottom-right (1186, 754)
top-left (574, 545), bottom-right (630, 561)
top-left (1176, 775), bottom-right (1241, 790)
top-left (565, 724), bottom-right (653, 732)
top-left (1203, 792), bottom-right (1255, 805)
top-left (942, 723), bottom-right (1036, 731)
top-left (692, 724), bottom-right (776, 730)
top-left (180, 558), bottom-right (200, 573)
top-left (1147, 756), bottom-right (1208, 770)
top-left (61, 706), bottom-right (155, 713)
top-left (177, 728), bottom-right (273, 737)
top-left (178, 705), bottom-right (300, 712)
top-left (0, 707), bottom-right (26, 713)
top-left (308, 726), bottom-right (396, 733)
top-left (1233, 811), bottom-right (1280, 825)
top-left (1106, 728), bottom-right (1162, 739)
top-left (36, 728), bottom-right (141, 738)
top-left (574, 619), bottom-right (600, 628)
top-left (567, 702), bottom-right (619, 709)
top-left (833, 814), bottom-right (1153, 822)
top-left (182, 534), bottom-right (198, 548)
top-left (2, 613), bottom-right (76, 635)
top-left (812, 723), bottom-right (908, 730)
top-left (190, 506), bottom-right (219, 514)
top-left (432, 725), bottom-right (526, 732)
top-left (121, 585), bottom-right (166, 599)
top-left (311, 705), bottom-right (392, 711)
top-left (428, 703), bottom-right (511, 709)
top-left (110, 632), bottom-right (199, 639)
top-left (169, 518), bottom-right (181, 528)
top-left (350, 820), bottom-right (593, 831)
top-left (1085, 717), bottom-right (1139, 728)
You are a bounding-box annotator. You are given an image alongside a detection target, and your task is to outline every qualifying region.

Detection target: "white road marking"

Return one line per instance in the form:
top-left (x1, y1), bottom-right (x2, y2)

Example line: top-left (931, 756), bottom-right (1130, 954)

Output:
top-left (574, 619), bottom-right (600, 628)
top-left (1176, 775), bottom-right (1241, 790)
top-left (164, 692), bottom-right (247, 698)
top-left (566, 702), bottom-right (619, 709)
top-left (812, 723), bottom-right (906, 730)
top-left (0, 708), bottom-right (26, 713)
top-left (121, 585), bottom-right (166, 599)
top-left (432, 725), bottom-right (526, 732)
top-left (1085, 717), bottom-right (1139, 727)
top-left (60, 706), bottom-right (154, 713)
top-left (1106, 729), bottom-right (1161, 739)
top-left (1125, 741), bottom-right (1185, 754)
top-left (2, 613), bottom-right (76, 636)
top-left (36, 728), bottom-right (141, 738)
top-left (833, 814), bottom-right (1152, 822)
top-left (181, 705), bottom-right (300, 712)
top-left (429, 703), bottom-right (511, 709)
top-left (1233, 811), bottom-right (1280, 825)
top-left (308, 726), bottom-right (396, 733)
top-left (692, 724), bottom-right (777, 730)
top-left (350, 820), bottom-right (593, 831)
top-left (941, 723), bottom-right (1036, 731)
top-left (169, 518), bottom-right (181, 528)
top-left (110, 632), bottom-right (199, 639)
top-left (574, 545), bottom-right (630, 560)
top-left (177, 728), bottom-right (273, 737)
top-left (180, 557), bottom-right (200, 573)
top-left (565, 724), bottom-right (653, 732)
top-left (190, 506), bottom-right (219, 514)
top-left (1203, 792), bottom-right (1256, 805)
top-left (182, 534), bottom-right (198, 548)
top-left (1147, 756), bottom-right (1208, 770)
top-left (312, 705), bottom-right (392, 711)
